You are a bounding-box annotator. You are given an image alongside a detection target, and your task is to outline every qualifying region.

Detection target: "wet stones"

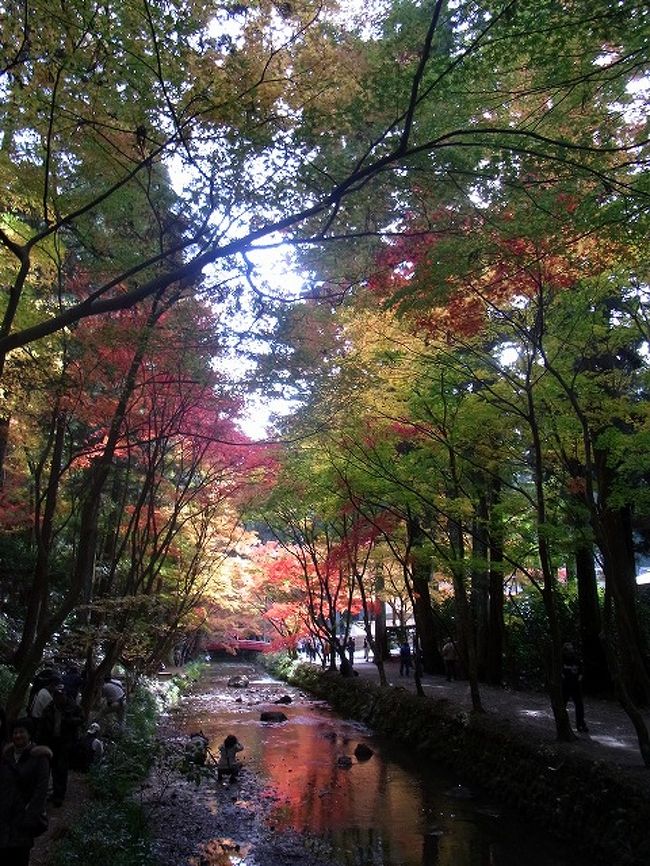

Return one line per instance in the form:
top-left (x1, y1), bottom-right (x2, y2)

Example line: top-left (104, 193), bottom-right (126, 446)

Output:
top-left (227, 675), bottom-right (250, 688)
top-left (274, 694), bottom-right (292, 704)
top-left (335, 744), bottom-right (374, 766)
top-left (260, 710), bottom-right (288, 722)
top-left (353, 743), bottom-right (374, 761)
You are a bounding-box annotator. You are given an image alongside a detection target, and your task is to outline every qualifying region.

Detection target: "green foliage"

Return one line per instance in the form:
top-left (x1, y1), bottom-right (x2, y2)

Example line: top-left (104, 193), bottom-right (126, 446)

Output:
top-left (503, 584), bottom-right (579, 690)
top-left (91, 687), bottom-right (158, 802)
top-left (264, 650), bottom-right (303, 681)
top-left (0, 663), bottom-right (16, 705)
top-left (171, 660), bottom-right (206, 692)
top-left (50, 799), bottom-right (152, 866)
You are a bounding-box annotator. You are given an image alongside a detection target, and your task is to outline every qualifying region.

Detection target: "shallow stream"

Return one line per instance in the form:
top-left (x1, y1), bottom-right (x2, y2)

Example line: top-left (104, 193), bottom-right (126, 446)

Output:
top-left (170, 661), bottom-right (586, 866)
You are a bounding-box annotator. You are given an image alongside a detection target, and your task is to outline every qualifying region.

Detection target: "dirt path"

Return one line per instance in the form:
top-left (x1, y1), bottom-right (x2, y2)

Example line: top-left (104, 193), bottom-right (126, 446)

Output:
top-left (350, 658), bottom-right (650, 785)
top-left (30, 773), bottom-right (90, 866)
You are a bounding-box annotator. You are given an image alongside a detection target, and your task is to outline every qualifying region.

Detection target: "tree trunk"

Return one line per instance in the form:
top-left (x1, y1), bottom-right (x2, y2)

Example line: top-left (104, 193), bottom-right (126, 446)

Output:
top-left (471, 495), bottom-right (489, 680)
top-left (574, 543), bottom-right (610, 695)
top-left (603, 595), bottom-right (650, 767)
top-left (524, 336), bottom-right (573, 742)
top-left (487, 480), bottom-right (505, 687)
top-left (0, 415), bottom-right (9, 487)
top-left (595, 445), bottom-right (650, 708)
top-left (447, 509), bottom-right (484, 713)
top-left (407, 515), bottom-right (442, 674)
top-left (13, 410), bottom-right (66, 669)
top-left (5, 302), bottom-right (164, 722)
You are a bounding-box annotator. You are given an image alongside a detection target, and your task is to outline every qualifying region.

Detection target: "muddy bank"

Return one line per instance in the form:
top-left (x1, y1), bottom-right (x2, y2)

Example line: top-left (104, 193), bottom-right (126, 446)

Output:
top-left (270, 658), bottom-right (650, 866)
top-left (147, 670), bottom-right (343, 866)
top-left (143, 758), bottom-right (341, 866)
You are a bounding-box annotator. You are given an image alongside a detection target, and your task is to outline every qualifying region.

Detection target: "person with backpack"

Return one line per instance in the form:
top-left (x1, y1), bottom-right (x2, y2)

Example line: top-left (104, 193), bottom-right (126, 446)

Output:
top-left (101, 676), bottom-right (126, 730)
top-left (71, 723), bottom-right (103, 773)
top-left (37, 684), bottom-right (83, 807)
top-left (26, 669), bottom-right (59, 722)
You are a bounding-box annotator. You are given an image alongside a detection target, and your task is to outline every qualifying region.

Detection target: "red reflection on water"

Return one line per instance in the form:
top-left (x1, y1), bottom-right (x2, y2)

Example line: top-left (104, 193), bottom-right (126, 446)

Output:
top-left (256, 720), bottom-right (414, 835)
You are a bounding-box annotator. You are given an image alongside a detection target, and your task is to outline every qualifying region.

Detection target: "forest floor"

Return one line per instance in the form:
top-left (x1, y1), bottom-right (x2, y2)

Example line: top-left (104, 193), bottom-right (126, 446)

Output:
top-left (30, 772), bottom-right (90, 866)
top-left (30, 658), bottom-right (650, 866)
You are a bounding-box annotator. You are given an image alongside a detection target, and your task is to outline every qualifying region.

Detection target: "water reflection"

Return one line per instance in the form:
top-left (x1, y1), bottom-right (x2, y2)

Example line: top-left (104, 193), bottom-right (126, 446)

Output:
top-left (176, 664), bottom-right (585, 866)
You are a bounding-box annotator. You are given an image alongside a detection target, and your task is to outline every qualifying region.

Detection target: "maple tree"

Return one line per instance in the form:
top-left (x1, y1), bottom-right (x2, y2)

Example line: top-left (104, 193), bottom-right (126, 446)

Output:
top-left (260, 165), bottom-right (649, 746)
top-left (251, 442), bottom-right (390, 675)
top-left (0, 0), bottom-right (648, 762)
top-left (1, 0), bottom-right (645, 361)
top-left (1, 289), bottom-right (262, 717)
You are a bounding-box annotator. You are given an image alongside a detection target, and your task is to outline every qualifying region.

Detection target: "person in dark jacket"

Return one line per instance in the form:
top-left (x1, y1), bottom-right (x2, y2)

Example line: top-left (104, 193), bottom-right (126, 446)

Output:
top-left (0, 717), bottom-right (52, 865)
top-left (399, 641), bottom-right (412, 677)
top-left (61, 663), bottom-right (83, 703)
top-left (37, 684), bottom-right (83, 806)
top-left (562, 642), bottom-right (588, 733)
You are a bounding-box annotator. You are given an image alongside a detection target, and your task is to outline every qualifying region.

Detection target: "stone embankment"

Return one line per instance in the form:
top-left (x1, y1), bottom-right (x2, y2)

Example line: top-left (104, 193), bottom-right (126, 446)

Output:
top-left (270, 658), bottom-right (650, 866)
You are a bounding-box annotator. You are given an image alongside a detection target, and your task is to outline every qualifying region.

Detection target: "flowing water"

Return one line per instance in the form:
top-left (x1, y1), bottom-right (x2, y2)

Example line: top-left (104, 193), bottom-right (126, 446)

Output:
top-left (170, 662), bottom-right (586, 866)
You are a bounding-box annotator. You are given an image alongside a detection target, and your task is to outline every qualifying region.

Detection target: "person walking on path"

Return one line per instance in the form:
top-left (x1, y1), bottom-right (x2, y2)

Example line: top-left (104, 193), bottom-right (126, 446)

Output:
top-left (442, 638), bottom-right (459, 682)
top-left (399, 640), bottom-right (412, 677)
top-left (562, 642), bottom-right (588, 733)
top-left (61, 664), bottom-right (84, 703)
top-left (37, 683), bottom-right (83, 806)
top-left (101, 675), bottom-right (127, 730)
top-left (217, 734), bottom-right (244, 782)
top-left (0, 718), bottom-right (52, 866)
top-left (27, 670), bottom-right (59, 724)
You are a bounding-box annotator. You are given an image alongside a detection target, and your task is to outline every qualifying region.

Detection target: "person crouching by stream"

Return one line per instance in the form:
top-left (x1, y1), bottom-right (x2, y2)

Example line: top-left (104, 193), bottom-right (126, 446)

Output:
top-left (0, 718), bottom-right (52, 866)
top-left (217, 734), bottom-right (243, 783)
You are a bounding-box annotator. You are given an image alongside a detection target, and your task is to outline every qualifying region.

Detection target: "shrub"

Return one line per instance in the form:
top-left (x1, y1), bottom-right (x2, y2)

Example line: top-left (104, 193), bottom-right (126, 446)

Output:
top-left (0, 663), bottom-right (16, 706)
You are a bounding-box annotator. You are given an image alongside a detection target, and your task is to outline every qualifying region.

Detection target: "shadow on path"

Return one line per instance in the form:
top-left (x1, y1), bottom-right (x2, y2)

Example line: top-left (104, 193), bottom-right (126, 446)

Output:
top-left (338, 657), bottom-right (650, 778)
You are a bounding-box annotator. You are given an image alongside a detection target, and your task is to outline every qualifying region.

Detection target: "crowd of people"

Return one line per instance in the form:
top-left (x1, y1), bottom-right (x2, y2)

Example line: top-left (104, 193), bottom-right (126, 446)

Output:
top-left (0, 664), bottom-right (123, 865)
top-left (298, 631), bottom-right (589, 735)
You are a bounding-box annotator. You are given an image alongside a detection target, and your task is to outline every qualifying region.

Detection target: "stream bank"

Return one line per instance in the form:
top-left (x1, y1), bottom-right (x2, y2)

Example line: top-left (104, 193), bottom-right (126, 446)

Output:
top-left (147, 667), bottom-right (346, 866)
top-left (268, 656), bottom-right (650, 866)
top-left (145, 661), bottom-right (612, 866)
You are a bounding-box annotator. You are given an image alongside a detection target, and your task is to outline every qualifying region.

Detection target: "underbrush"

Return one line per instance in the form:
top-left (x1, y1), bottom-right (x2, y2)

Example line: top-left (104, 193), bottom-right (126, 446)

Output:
top-left (50, 664), bottom-right (206, 866)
